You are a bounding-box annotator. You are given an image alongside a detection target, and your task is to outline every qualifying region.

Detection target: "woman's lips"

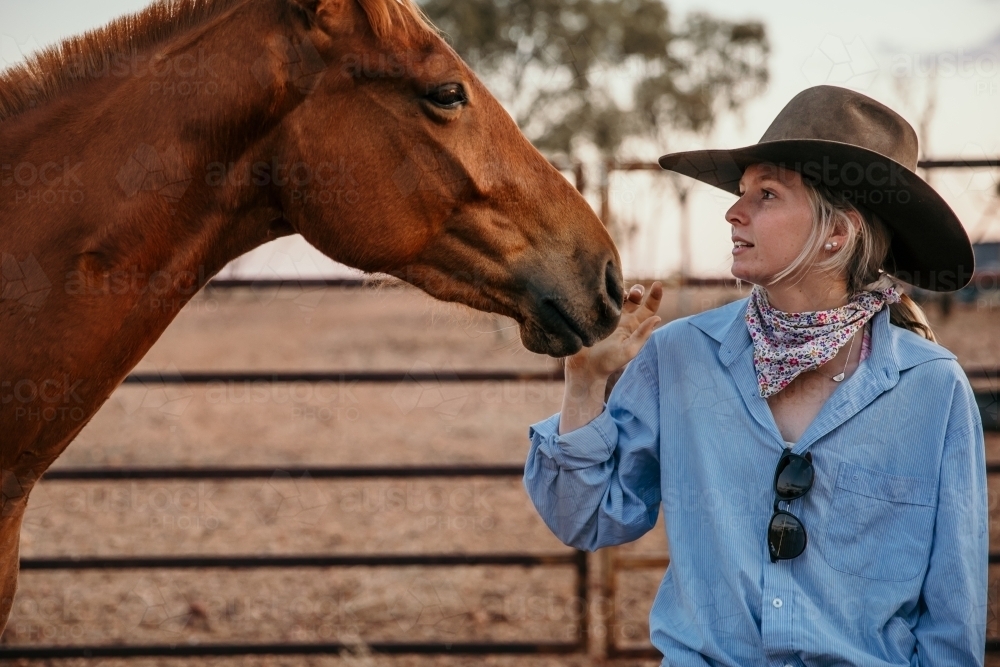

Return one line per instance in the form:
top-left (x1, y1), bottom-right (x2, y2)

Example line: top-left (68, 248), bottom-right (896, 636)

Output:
top-left (732, 241), bottom-right (754, 255)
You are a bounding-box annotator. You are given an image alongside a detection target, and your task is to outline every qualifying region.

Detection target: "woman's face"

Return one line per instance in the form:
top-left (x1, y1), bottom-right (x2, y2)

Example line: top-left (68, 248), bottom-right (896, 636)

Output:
top-left (726, 163), bottom-right (815, 286)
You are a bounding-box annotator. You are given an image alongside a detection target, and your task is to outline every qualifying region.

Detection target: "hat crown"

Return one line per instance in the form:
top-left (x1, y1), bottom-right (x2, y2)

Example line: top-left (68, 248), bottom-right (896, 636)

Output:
top-left (758, 85), bottom-right (919, 171)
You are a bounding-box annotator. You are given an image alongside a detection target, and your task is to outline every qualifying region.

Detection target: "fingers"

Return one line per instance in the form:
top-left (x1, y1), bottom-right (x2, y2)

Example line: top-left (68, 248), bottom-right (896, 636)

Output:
top-left (627, 314), bottom-right (661, 354)
top-left (642, 281), bottom-right (663, 315)
top-left (622, 281), bottom-right (663, 322)
top-left (634, 313), bottom-right (660, 338)
top-left (623, 281), bottom-right (662, 307)
top-left (623, 284), bottom-right (644, 311)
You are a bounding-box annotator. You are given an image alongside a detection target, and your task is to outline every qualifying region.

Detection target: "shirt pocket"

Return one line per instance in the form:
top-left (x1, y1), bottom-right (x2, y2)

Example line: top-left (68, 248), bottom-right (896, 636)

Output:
top-left (824, 461), bottom-right (937, 582)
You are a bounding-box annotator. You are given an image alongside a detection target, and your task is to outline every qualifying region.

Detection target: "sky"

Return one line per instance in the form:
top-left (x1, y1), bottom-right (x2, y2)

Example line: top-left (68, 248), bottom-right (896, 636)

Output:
top-left (2, 0), bottom-right (999, 279)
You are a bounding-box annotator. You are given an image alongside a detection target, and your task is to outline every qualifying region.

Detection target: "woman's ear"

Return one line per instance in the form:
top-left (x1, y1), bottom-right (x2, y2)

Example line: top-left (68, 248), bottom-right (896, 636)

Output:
top-left (828, 209), bottom-right (863, 251)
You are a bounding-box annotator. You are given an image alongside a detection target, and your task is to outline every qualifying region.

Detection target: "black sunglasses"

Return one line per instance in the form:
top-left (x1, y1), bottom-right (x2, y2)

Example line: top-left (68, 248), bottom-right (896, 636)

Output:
top-left (768, 449), bottom-right (814, 563)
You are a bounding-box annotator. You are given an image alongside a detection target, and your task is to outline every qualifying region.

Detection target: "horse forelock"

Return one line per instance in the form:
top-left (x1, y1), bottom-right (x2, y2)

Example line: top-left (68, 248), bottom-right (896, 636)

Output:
top-left (0, 0), bottom-right (440, 123)
top-left (356, 0), bottom-right (440, 49)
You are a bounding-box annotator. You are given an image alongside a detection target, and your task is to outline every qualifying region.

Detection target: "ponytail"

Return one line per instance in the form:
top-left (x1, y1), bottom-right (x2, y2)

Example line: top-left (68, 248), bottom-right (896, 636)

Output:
top-left (888, 293), bottom-right (936, 342)
top-left (799, 181), bottom-right (937, 342)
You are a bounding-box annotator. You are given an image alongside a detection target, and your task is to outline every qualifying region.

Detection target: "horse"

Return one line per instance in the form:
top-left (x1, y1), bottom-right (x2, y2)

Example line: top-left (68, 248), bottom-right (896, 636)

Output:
top-left (0, 0), bottom-right (624, 631)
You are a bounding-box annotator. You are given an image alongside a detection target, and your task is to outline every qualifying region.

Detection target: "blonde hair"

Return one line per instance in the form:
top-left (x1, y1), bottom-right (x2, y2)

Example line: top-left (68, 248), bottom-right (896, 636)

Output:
top-left (769, 180), bottom-right (937, 341)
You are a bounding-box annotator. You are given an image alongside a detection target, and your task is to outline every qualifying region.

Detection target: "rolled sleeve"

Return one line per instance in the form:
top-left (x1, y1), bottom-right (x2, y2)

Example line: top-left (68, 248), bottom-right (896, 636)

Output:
top-left (524, 338), bottom-right (662, 551)
top-left (913, 372), bottom-right (988, 666)
top-left (527, 404), bottom-right (617, 470)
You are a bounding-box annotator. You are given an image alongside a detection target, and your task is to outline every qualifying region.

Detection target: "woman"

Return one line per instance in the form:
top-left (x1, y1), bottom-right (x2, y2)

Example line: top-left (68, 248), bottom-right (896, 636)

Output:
top-left (524, 85), bottom-right (988, 666)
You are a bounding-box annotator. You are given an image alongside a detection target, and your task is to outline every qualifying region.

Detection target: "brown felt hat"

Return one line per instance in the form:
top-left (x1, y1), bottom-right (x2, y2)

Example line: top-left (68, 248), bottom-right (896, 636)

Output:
top-left (658, 84), bottom-right (974, 292)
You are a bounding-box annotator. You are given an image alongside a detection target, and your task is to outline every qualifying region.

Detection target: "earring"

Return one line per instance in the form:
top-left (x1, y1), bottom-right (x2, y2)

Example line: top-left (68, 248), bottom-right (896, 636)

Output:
top-left (831, 241), bottom-right (838, 248)
top-left (824, 242), bottom-right (833, 250)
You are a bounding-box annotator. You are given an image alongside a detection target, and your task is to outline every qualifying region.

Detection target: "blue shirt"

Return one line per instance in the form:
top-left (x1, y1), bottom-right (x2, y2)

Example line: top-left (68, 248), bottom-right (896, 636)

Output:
top-left (524, 298), bottom-right (988, 667)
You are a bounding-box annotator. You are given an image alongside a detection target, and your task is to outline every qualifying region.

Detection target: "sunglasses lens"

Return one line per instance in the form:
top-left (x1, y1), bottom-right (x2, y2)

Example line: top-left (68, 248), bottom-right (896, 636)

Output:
top-left (769, 512), bottom-right (806, 559)
top-left (775, 454), bottom-right (814, 499)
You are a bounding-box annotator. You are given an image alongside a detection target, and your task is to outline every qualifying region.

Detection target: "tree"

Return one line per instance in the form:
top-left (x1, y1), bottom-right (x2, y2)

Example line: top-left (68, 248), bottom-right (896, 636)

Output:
top-left (420, 0), bottom-right (769, 162)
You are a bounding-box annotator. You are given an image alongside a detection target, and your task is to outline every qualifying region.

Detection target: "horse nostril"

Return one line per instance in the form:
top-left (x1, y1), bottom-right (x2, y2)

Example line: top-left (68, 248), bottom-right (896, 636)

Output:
top-left (604, 260), bottom-right (624, 309)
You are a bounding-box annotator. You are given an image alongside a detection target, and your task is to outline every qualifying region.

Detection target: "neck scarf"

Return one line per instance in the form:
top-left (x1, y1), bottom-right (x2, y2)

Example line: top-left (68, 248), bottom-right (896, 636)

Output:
top-left (745, 284), bottom-right (900, 398)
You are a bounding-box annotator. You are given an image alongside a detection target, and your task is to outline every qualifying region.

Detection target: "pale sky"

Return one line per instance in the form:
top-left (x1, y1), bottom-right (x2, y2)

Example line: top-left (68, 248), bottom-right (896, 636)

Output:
top-left (2, 0), bottom-right (999, 279)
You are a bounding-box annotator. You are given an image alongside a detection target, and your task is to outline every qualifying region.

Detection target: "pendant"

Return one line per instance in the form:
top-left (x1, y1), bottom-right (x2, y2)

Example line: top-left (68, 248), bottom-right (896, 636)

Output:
top-left (832, 373), bottom-right (845, 382)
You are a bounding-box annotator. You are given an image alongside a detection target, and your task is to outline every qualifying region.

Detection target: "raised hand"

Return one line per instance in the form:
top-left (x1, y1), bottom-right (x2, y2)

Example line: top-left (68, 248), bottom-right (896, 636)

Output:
top-left (566, 281), bottom-right (663, 379)
top-left (558, 281), bottom-right (662, 434)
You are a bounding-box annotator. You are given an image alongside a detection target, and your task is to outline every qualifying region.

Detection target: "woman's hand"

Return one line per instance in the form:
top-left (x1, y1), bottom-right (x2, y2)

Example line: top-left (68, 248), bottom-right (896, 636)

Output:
top-left (566, 281), bottom-right (663, 380)
top-left (558, 281), bottom-right (662, 434)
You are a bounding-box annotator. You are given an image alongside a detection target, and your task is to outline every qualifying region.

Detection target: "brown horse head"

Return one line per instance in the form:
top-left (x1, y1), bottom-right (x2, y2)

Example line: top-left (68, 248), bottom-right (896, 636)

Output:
top-left (1, 0), bottom-right (623, 357)
top-left (262, 0), bottom-right (624, 356)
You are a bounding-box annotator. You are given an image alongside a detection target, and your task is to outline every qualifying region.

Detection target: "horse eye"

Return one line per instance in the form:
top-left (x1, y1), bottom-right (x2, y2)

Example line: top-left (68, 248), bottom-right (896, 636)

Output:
top-left (424, 83), bottom-right (467, 109)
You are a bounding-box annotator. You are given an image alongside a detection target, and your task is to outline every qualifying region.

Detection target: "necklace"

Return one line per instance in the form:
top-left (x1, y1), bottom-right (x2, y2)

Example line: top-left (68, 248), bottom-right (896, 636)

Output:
top-left (814, 330), bottom-right (858, 383)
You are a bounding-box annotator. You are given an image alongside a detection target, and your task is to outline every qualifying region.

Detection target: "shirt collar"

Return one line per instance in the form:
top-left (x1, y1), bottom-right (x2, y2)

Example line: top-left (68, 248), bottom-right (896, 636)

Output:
top-left (687, 295), bottom-right (957, 450)
top-left (687, 294), bottom-right (955, 378)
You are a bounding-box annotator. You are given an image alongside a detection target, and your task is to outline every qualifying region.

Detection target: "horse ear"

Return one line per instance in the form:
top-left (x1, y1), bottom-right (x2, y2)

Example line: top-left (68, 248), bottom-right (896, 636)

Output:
top-left (287, 0), bottom-right (355, 35)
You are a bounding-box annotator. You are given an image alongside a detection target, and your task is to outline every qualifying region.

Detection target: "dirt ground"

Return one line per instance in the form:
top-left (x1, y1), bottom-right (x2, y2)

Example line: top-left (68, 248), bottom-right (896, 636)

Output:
top-left (4, 282), bottom-right (1000, 666)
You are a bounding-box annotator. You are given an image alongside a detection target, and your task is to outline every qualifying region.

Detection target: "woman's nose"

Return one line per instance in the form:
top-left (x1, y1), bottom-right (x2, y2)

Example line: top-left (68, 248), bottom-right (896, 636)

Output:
top-left (726, 199), bottom-right (747, 226)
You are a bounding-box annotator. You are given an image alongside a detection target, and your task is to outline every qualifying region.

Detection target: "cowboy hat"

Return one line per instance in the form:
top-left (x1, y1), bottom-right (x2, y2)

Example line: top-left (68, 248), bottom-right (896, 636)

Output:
top-left (657, 84), bottom-right (974, 292)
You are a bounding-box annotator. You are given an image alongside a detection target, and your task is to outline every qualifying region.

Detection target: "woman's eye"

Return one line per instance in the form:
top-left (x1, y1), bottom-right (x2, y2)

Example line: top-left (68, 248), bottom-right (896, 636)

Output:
top-left (424, 83), bottom-right (467, 109)
top-left (762, 190), bottom-right (775, 199)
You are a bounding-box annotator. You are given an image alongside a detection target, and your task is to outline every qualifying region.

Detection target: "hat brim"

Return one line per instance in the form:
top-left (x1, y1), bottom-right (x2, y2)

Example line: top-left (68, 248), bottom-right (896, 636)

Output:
top-left (658, 140), bottom-right (974, 292)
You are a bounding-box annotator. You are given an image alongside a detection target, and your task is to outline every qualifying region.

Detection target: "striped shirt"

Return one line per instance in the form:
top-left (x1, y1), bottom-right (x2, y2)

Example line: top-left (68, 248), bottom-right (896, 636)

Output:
top-left (785, 320), bottom-right (872, 449)
top-left (524, 297), bottom-right (987, 666)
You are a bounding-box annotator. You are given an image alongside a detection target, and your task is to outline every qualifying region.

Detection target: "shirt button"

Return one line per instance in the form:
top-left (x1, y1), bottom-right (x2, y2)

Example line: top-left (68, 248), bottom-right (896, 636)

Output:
top-left (772, 597), bottom-right (783, 608)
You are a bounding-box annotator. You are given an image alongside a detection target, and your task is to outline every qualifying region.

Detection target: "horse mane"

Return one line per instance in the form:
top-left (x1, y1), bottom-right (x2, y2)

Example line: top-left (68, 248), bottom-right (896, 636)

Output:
top-left (0, 0), bottom-right (437, 123)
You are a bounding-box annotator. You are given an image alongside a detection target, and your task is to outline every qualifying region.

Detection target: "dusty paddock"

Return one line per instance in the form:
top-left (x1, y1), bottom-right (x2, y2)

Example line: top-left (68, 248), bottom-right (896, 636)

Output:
top-left (3, 282), bottom-right (1000, 666)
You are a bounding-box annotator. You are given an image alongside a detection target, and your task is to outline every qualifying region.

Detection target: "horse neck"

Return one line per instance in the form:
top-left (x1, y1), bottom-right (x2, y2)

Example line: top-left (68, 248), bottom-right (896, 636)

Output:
top-left (0, 0), bottom-right (308, 470)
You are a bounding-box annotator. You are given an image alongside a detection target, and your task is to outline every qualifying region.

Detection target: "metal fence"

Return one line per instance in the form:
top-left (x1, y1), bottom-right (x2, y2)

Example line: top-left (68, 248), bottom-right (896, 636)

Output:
top-left (1, 368), bottom-right (589, 659)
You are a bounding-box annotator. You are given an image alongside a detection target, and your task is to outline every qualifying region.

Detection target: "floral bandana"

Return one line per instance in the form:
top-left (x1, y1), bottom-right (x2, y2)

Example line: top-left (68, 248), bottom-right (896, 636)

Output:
top-left (745, 284), bottom-right (900, 398)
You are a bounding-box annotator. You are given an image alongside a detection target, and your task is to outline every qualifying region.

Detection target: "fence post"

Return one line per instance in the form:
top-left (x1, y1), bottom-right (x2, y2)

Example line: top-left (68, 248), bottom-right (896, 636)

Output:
top-left (600, 159), bottom-right (612, 229)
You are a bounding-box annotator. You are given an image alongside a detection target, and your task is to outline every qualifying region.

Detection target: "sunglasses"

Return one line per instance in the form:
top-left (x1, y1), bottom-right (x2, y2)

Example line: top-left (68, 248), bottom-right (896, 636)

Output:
top-left (768, 449), bottom-right (814, 563)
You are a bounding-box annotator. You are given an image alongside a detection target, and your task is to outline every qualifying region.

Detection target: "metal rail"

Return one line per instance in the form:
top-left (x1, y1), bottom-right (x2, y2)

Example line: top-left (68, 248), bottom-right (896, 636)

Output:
top-left (917, 159), bottom-right (1000, 169)
top-left (41, 463), bottom-right (526, 480)
top-left (19, 553), bottom-right (577, 570)
top-left (0, 641), bottom-right (583, 659)
top-left (122, 369), bottom-right (562, 384)
top-left (35, 460), bottom-right (1000, 481)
